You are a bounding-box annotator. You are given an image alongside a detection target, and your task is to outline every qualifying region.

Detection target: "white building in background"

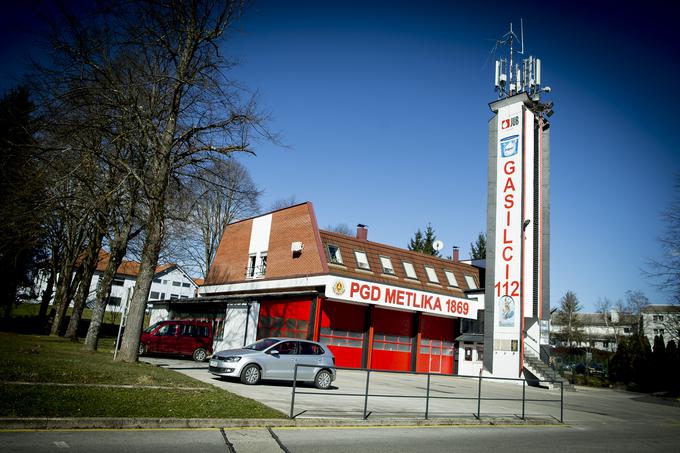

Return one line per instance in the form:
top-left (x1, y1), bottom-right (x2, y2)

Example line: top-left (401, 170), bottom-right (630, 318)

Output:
top-left (550, 311), bottom-right (634, 352)
top-left (31, 250), bottom-right (201, 312)
top-left (88, 251), bottom-right (200, 312)
top-left (642, 305), bottom-right (680, 345)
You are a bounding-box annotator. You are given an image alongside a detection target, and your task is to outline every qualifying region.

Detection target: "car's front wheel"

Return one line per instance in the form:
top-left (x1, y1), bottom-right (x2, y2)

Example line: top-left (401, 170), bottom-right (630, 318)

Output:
top-left (192, 348), bottom-right (207, 362)
top-left (314, 369), bottom-right (333, 390)
top-left (138, 343), bottom-right (146, 356)
top-left (240, 364), bottom-right (261, 385)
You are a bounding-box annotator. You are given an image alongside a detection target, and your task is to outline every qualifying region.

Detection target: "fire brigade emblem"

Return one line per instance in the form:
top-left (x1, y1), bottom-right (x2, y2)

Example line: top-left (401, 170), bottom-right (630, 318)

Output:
top-left (332, 280), bottom-right (345, 296)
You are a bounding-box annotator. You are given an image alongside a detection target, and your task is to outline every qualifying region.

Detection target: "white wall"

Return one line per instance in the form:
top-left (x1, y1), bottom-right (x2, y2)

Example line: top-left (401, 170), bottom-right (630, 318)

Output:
top-left (213, 302), bottom-right (260, 352)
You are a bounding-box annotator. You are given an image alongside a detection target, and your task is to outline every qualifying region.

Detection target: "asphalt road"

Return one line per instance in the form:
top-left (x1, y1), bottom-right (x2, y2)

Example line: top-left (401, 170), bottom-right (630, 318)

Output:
top-left (3, 357), bottom-right (680, 452)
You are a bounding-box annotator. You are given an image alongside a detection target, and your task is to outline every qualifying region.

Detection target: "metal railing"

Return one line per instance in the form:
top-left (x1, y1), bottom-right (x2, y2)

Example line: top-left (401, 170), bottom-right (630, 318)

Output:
top-left (289, 364), bottom-right (564, 422)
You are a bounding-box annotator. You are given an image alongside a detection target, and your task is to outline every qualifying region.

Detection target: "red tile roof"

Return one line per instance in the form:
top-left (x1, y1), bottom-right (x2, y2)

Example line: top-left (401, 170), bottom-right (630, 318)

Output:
top-left (95, 250), bottom-right (177, 277)
top-left (318, 230), bottom-right (480, 298)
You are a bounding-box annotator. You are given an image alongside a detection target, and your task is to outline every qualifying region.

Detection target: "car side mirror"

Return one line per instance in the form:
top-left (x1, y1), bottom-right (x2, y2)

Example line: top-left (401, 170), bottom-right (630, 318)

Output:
top-left (268, 349), bottom-right (279, 356)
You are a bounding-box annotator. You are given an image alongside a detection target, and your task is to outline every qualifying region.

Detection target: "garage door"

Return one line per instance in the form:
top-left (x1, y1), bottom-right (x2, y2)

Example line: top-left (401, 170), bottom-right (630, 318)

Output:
top-left (417, 315), bottom-right (455, 374)
top-left (318, 300), bottom-right (366, 368)
top-left (371, 308), bottom-right (414, 372)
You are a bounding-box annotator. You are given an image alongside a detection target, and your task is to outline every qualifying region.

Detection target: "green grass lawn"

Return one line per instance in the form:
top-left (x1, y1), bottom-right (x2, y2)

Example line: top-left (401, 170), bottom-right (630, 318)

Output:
top-left (0, 333), bottom-right (284, 419)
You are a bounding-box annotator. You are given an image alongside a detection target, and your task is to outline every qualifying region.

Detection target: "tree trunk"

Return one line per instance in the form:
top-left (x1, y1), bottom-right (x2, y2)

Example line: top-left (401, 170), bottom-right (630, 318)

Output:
top-left (65, 230), bottom-right (105, 340)
top-left (37, 266), bottom-right (55, 321)
top-left (115, 159), bottom-right (170, 362)
top-left (83, 205), bottom-right (135, 351)
top-left (50, 253), bottom-right (81, 336)
top-left (115, 202), bottom-right (165, 362)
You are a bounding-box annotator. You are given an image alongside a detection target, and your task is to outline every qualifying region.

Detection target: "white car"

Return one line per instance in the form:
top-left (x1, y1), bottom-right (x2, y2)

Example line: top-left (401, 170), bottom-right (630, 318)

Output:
top-left (209, 337), bottom-right (337, 389)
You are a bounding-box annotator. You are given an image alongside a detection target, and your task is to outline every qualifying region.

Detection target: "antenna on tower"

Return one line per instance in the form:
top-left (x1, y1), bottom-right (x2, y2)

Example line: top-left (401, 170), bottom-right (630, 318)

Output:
top-left (492, 20), bottom-right (552, 117)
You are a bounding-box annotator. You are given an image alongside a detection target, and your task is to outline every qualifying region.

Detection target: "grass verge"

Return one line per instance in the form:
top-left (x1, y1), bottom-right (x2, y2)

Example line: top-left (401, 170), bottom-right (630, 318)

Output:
top-left (0, 333), bottom-right (284, 419)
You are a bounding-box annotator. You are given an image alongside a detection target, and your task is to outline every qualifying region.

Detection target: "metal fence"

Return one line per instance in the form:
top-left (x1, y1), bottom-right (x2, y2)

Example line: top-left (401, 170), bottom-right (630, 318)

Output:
top-left (290, 364), bottom-right (564, 422)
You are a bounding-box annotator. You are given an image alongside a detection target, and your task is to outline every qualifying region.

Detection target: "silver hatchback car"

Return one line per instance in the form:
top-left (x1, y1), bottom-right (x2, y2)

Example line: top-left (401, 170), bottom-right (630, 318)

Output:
top-left (208, 337), bottom-right (337, 389)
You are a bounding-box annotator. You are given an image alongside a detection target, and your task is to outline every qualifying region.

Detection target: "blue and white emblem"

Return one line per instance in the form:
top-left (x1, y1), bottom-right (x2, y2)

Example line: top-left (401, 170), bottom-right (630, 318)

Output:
top-left (500, 135), bottom-right (519, 158)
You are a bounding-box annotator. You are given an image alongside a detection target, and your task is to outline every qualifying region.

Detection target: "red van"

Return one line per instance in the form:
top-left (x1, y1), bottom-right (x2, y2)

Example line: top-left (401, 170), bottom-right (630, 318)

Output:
top-left (139, 320), bottom-right (213, 362)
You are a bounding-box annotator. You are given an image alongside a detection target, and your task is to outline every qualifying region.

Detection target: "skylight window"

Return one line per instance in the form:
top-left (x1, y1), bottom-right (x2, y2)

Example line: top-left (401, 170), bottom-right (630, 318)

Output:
top-left (379, 256), bottom-right (395, 275)
top-left (425, 266), bottom-right (439, 284)
top-left (444, 270), bottom-right (458, 287)
top-left (327, 244), bottom-right (343, 264)
top-left (403, 262), bottom-right (417, 279)
top-left (464, 275), bottom-right (478, 289)
top-left (354, 251), bottom-right (370, 270)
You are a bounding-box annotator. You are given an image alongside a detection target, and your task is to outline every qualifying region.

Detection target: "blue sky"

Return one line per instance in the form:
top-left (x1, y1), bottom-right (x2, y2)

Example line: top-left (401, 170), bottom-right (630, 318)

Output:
top-left (2, 1), bottom-right (678, 311)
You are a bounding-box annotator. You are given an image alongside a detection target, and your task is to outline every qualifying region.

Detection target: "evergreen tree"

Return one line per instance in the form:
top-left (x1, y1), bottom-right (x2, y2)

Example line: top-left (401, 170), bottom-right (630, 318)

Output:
top-left (0, 87), bottom-right (45, 317)
top-left (470, 232), bottom-right (487, 260)
top-left (408, 224), bottom-right (440, 257)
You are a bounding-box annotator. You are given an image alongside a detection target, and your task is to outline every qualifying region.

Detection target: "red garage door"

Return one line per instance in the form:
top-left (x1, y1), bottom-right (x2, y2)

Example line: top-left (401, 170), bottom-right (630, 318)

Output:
top-left (257, 299), bottom-right (312, 339)
top-left (318, 300), bottom-right (366, 368)
top-left (417, 315), bottom-right (455, 374)
top-left (371, 308), bottom-right (414, 372)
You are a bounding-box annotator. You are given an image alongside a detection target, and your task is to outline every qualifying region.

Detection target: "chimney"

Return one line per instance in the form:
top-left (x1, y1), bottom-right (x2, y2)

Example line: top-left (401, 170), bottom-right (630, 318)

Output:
top-left (452, 246), bottom-right (459, 262)
top-left (356, 224), bottom-right (368, 241)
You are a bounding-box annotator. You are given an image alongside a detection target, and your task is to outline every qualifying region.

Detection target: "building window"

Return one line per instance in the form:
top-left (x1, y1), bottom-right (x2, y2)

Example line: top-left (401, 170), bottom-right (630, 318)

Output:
top-left (257, 316), bottom-right (308, 339)
top-left (603, 341), bottom-right (609, 349)
top-left (354, 251), bottom-right (370, 270)
top-left (653, 315), bottom-right (664, 322)
top-left (424, 266), bottom-right (439, 284)
top-left (319, 328), bottom-right (364, 348)
top-left (172, 281), bottom-right (181, 287)
top-left (327, 244), bottom-right (343, 264)
top-left (464, 275), bottom-right (478, 289)
top-left (160, 293), bottom-right (165, 300)
top-left (112, 278), bottom-right (124, 287)
top-left (623, 327), bottom-right (631, 334)
top-left (150, 291), bottom-right (160, 299)
top-left (403, 262), bottom-right (417, 279)
top-left (180, 295), bottom-right (189, 299)
top-left (107, 296), bottom-right (122, 306)
top-left (465, 347), bottom-right (473, 361)
top-left (153, 278), bottom-right (162, 284)
top-left (379, 256), bottom-right (395, 275)
top-left (246, 252), bottom-right (267, 278)
top-left (170, 294), bottom-right (179, 299)
top-left (181, 282), bottom-right (191, 288)
top-left (444, 270), bottom-right (458, 287)
top-left (162, 280), bottom-right (168, 285)
top-left (654, 328), bottom-right (665, 336)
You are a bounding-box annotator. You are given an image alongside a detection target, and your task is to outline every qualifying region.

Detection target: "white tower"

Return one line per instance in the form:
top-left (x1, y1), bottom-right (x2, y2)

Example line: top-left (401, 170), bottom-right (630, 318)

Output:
top-left (484, 22), bottom-right (553, 379)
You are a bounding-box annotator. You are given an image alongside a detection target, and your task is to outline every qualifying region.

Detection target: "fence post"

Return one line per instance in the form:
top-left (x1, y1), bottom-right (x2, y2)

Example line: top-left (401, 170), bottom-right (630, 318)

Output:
top-left (425, 373), bottom-right (431, 420)
top-left (476, 370), bottom-right (482, 419)
top-left (560, 380), bottom-right (564, 423)
top-left (521, 379), bottom-right (526, 420)
top-left (289, 364), bottom-right (298, 419)
top-left (363, 370), bottom-right (371, 419)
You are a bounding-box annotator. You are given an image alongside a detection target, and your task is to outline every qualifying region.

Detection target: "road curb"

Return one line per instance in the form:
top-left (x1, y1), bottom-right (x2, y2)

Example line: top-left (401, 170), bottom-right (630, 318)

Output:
top-left (0, 416), bottom-right (562, 430)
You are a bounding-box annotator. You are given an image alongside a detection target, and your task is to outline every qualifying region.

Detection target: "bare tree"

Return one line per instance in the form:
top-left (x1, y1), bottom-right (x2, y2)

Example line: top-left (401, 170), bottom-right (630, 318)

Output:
top-left (646, 175), bottom-right (680, 302)
top-left (269, 195), bottom-right (297, 211)
top-left (325, 223), bottom-right (353, 236)
top-left (168, 158), bottom-right (261, 279)
top-left (625, 290), bottom-right (650, 335)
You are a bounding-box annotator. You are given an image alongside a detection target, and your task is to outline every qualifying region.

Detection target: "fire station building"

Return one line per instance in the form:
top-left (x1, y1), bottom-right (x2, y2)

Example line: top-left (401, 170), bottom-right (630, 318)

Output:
top-left (180, 202), bottom-right (486, 375)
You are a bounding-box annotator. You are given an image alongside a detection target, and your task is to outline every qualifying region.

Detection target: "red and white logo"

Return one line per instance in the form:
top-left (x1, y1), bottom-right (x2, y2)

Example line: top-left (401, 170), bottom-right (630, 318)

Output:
top-left (501, 115), bottom-right (519, 130)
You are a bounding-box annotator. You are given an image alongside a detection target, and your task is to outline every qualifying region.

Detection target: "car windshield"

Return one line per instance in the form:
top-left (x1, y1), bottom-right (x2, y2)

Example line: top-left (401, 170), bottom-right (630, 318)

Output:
top-left (143, 322), bottom-right (161, 333)
top-left (245, 338), bottom-right (280, 351)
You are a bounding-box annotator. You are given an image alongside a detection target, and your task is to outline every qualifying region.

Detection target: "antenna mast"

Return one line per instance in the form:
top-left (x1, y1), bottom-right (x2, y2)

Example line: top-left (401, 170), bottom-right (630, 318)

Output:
top-left (493, 20), bottom-right (552, 117)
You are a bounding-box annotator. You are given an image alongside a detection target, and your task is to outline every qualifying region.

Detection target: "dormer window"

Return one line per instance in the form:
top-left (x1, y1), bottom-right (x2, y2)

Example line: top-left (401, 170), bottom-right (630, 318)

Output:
top-left (354, 251), bottom-right (370, 270)
top-left (424, 266), bottom-right (439, 284)
top-left (327, 244), bottom-right (343, 264)
top-left (379, 256), bottom-right (395, 275)
top-left (464, 275), bottom-right (478, 289)
top-left (403, 262), bottom-right (418, 279)
top-left (246, 252), bottom-right (267, 279)
top-left (444, 270), bottom-right (458, 287)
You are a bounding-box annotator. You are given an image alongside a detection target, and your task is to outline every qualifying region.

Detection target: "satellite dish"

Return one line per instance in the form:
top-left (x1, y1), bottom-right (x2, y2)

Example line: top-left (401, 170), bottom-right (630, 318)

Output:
top-left (433, 240), bottom-right (444, 251)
